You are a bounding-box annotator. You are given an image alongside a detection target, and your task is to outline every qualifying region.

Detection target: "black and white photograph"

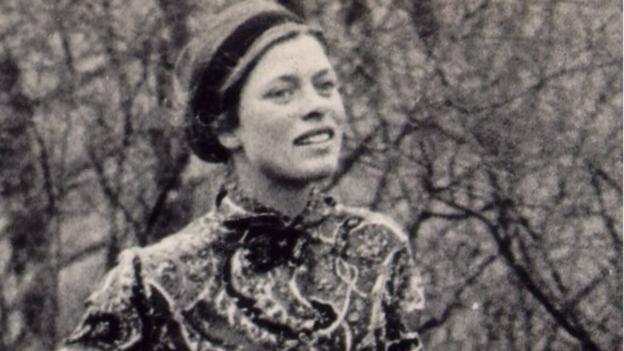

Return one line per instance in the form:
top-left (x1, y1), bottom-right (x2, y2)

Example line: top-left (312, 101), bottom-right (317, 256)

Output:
top-left (0, 0), bottom-right (621, 350)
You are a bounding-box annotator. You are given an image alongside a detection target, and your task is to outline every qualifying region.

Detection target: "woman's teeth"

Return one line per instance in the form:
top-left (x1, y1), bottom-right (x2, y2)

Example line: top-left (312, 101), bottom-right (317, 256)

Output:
top-left (297, 131), bottom-right (332, 145)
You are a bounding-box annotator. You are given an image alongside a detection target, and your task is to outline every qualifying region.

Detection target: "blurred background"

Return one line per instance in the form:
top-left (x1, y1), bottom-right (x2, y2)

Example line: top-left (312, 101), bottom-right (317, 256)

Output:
top-left (0, 0), bottom-right (621, 350)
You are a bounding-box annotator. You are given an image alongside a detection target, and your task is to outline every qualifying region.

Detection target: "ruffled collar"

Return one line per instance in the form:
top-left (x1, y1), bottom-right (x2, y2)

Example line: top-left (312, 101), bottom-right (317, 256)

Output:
top-left (215, 172), bottom-right (334, 228)
top-left (213, 173), bottom-right (335, 273)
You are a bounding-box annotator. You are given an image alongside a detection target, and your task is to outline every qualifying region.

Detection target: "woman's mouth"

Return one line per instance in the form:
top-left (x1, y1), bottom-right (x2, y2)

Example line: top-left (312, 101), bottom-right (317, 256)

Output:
top-left (294, 128), bottom-right (335, 146)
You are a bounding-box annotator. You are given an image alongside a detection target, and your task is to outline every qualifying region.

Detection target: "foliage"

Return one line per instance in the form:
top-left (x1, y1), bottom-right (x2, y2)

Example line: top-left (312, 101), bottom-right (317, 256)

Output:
top-left (0, 0), bottom-right (620, 350)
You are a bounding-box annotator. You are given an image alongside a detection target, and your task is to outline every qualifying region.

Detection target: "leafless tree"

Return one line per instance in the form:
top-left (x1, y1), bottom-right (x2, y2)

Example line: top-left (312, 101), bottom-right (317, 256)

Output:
top-left (0, 0), bottom-right (620, 350)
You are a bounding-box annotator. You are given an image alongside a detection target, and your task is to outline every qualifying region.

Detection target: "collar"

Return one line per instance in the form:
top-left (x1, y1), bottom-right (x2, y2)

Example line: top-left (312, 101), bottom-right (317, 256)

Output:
top-left (215, 173), bottom-right (335, 229)
top-left (213, 174), bottom-right (337, 273)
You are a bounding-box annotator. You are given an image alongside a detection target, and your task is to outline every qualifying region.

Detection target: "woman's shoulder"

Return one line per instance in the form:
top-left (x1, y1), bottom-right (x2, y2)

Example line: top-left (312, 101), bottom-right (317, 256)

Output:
top-left (137, 209), bottom-right (224, 262)
top-left (99, 209), bottom-right (228, 306)
top-left (65, 212), bottom-right (227, 350)
top-left (333, 203), bottom-right (408, 241)
top-left (328, 202), bottom-right (412, 261)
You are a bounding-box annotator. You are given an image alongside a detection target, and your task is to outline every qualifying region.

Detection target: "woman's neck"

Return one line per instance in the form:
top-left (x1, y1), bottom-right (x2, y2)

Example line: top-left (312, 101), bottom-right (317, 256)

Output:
top-left (230, 161), bottom-right (313, 218)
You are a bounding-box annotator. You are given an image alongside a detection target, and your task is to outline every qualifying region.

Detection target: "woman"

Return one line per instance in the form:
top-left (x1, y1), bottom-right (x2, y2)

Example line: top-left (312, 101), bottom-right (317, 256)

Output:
top-left (63, 1), bottom-right (424, 350)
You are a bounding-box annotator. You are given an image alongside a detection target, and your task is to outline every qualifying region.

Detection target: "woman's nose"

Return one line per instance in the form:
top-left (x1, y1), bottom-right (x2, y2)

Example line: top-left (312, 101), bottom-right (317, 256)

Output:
top-left (302, 109), bottom-right (324, 121)
top-left (301, 85), bottom-right (330, 121)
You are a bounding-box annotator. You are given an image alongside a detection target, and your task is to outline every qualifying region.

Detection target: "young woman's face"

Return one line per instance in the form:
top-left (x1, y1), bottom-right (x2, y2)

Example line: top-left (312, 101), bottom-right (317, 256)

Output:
top-left (232, 34), bottom-right (346, 183)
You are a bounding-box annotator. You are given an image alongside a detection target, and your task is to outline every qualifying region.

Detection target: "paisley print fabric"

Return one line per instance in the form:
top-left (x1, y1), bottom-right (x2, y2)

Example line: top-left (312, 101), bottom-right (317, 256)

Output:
top-left (64, 182), bottom-right (425, 350)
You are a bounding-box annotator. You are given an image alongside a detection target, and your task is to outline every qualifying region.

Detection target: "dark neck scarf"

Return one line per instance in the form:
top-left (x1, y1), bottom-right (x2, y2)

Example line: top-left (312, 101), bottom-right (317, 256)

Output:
top-left (215, 173), bottom-right (333, 273)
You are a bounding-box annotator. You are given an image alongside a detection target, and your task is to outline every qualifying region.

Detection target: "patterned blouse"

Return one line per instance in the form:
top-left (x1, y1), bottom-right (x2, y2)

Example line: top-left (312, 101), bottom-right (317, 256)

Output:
top-left (64, 181), bottom-right (425, 351)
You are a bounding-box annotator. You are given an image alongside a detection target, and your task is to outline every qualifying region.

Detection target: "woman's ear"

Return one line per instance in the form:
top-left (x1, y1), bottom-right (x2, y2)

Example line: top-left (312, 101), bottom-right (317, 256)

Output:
top-left (218, 129), bottom-right (242, 151)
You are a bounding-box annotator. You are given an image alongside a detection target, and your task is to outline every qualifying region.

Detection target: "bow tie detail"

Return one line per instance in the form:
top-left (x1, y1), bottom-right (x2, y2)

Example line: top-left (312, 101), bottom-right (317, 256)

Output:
top-left (222, 214), bottom-right (310, 273)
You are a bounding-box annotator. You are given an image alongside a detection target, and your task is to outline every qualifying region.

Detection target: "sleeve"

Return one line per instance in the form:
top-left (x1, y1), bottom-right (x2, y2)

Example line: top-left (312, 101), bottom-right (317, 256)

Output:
top-left (384, 245), bottom-right (426, 351)
top-left (63, 250), bottom-right (190, 351)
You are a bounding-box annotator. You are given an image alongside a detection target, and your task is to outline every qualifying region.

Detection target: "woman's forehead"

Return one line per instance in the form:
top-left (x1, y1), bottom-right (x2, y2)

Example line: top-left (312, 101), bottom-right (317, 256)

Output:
top-left (250, 35), bottom-right (334, 83)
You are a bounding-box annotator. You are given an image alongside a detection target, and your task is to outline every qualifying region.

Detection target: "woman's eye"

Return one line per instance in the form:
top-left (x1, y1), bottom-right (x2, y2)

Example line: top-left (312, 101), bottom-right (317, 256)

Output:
top-left (317, 80), bottom-right (337, 95)
top-left (266, 87), bottom-right (294, 102)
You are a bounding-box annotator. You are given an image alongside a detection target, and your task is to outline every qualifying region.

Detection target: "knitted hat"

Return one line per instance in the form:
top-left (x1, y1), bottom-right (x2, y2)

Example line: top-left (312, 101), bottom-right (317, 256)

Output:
top-left (182, 0), bottom-right (322, 163)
